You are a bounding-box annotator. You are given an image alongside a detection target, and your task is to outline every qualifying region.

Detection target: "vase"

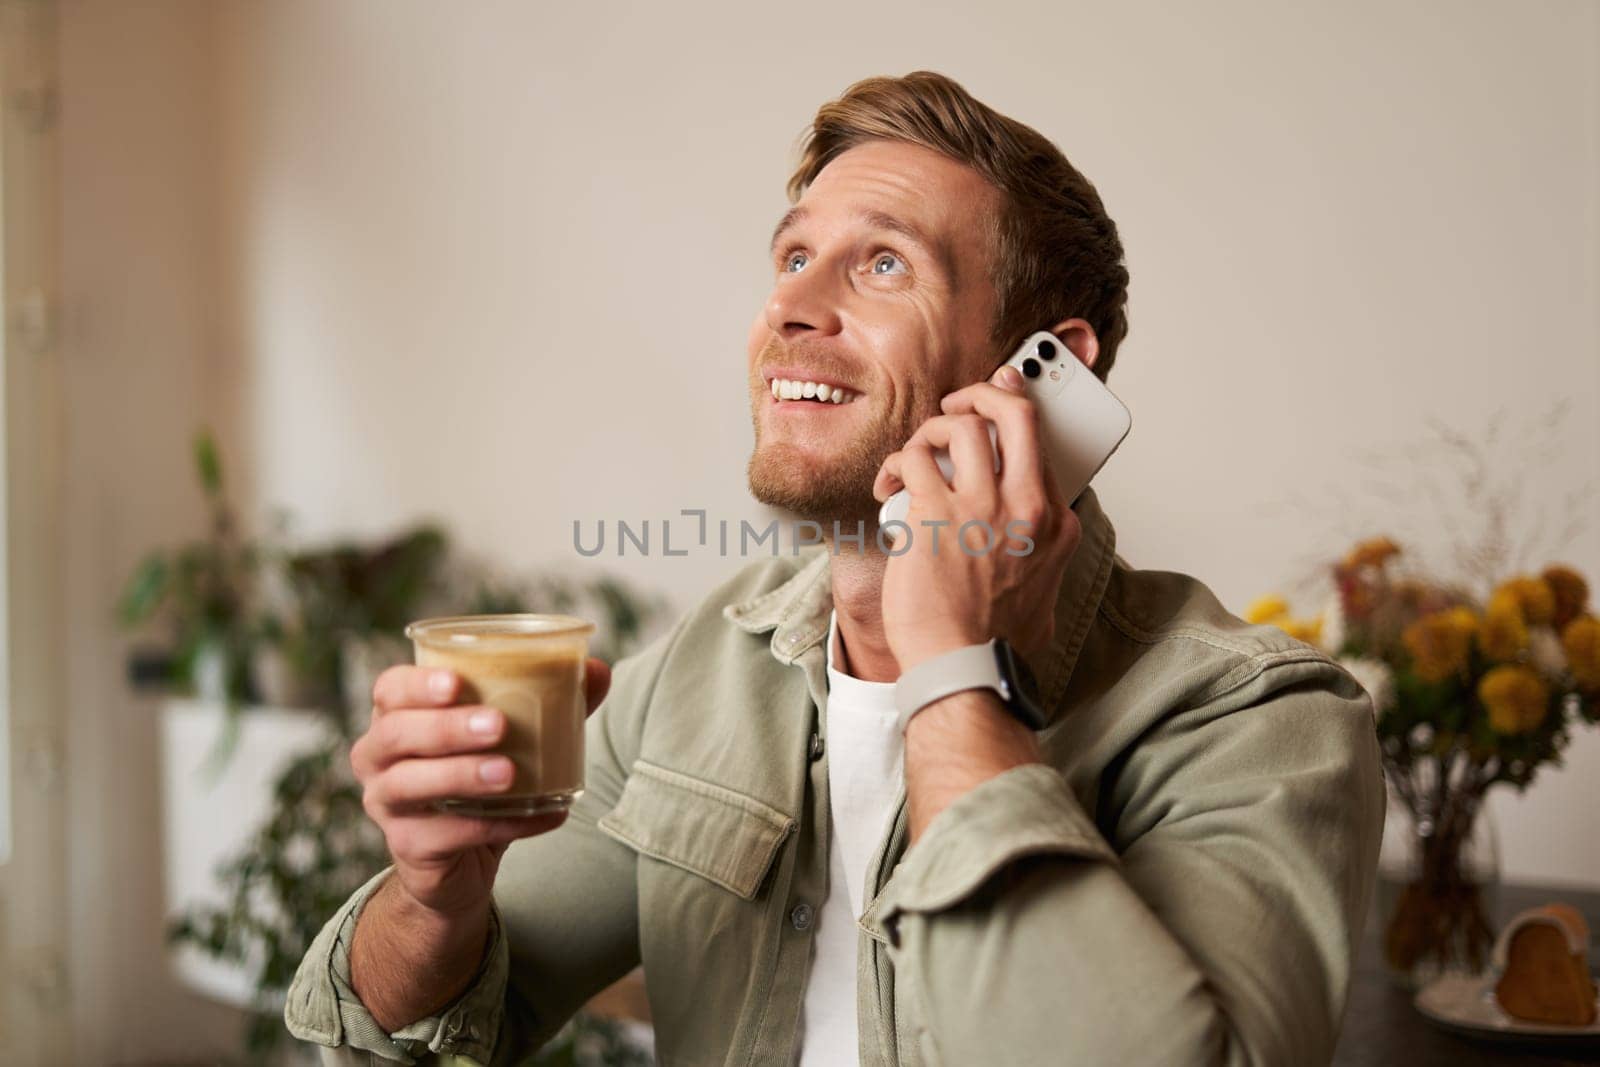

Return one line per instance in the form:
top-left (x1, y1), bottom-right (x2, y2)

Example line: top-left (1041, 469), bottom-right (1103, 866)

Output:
top-left (1375, 777), bottom-right (1501, 988)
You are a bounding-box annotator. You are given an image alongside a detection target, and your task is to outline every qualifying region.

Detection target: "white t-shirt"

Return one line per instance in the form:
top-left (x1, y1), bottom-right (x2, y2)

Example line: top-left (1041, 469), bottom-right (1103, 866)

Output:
top-left (797, 611), bottom-right (905, 1066)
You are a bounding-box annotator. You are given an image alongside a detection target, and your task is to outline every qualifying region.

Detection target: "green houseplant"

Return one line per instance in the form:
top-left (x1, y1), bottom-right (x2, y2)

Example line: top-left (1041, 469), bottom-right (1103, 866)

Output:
top-left (119, 428), bottom-right (261, 705)
top-left (118, 429), bottom-right (285, 774)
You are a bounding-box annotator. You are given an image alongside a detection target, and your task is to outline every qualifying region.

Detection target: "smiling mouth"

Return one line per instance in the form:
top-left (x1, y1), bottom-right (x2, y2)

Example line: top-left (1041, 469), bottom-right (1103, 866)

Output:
top-left (767, 377), bottom-right (861, 405)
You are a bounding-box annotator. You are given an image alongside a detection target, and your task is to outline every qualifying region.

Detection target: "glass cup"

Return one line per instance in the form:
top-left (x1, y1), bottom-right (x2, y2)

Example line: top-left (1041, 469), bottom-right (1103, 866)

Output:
top-left (405, 613), bottom-right (595, 817)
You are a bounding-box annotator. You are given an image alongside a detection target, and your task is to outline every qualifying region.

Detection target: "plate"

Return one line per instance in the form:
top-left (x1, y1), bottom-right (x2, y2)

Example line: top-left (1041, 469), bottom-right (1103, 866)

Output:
top-left (1414, 972), bottom-right (1600, 1045)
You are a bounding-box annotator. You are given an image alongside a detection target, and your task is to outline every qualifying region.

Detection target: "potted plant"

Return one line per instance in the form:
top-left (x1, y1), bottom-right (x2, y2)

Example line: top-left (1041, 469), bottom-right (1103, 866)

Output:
top-left (275, 523), bottom-right (451, 731)
top-left (119, 430), bottom-right (265, 727)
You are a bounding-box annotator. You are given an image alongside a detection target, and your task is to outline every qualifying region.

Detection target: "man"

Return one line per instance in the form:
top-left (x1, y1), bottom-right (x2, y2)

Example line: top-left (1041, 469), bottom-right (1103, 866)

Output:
top-left (286, 71), bottom-right (1384, 1066)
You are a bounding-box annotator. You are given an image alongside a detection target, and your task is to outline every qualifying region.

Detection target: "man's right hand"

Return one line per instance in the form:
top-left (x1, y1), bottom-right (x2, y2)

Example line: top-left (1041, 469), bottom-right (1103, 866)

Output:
top-left (346, 660), bottom-right (614, 1033)
top-left (351, 660), bottom-right (613, 920)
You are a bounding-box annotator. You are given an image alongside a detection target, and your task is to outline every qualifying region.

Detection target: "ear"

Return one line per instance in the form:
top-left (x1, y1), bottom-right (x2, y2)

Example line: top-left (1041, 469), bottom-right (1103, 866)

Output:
top-left (1049, 317), bottom-right (1099, 372)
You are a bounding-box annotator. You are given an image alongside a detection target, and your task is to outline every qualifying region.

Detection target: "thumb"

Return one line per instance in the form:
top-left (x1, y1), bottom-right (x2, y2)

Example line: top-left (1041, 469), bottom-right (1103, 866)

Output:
top-left (583, 658), bottom-right (612, 715)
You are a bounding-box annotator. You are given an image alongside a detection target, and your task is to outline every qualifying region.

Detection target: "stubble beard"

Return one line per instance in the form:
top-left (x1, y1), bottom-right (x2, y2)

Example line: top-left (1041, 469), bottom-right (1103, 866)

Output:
top-left (746, 395), bottom-right (916, 528)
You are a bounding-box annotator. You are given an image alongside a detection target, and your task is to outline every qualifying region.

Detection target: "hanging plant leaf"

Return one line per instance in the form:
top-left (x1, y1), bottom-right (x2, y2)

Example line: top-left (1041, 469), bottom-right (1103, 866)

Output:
top-left (194, 427), bottom-right (223, 497)
top-left (117, 553), bottom-right (171, 626)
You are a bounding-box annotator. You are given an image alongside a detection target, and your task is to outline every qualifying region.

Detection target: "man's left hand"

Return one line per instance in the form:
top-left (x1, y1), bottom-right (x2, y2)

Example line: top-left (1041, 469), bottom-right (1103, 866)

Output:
top-left (873, 364), bottom-right (1083, 675)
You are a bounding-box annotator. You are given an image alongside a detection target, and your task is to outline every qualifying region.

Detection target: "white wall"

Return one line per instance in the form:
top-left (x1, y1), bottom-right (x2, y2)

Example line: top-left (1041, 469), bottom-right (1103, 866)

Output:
top-left (207, 0), bottom-right (1600, 885)
top-left (59, 1), bottom-right (243, 1060)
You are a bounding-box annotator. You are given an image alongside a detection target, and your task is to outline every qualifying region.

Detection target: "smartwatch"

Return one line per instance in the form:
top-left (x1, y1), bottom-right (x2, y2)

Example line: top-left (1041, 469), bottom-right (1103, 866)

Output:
top-left (894, 638), bottom-right (1048, 733)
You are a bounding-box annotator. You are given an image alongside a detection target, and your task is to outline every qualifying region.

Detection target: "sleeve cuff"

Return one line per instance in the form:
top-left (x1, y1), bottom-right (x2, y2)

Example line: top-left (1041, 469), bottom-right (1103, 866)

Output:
top-left (873, 763), bottom-right (1118, 934)
top-left (284, 866), bottom-right (509, 1065)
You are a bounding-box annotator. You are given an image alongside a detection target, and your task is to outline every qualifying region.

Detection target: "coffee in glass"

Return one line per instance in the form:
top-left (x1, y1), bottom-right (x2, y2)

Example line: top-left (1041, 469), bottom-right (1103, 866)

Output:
top-left (405, 614), bottom-right (595, 817)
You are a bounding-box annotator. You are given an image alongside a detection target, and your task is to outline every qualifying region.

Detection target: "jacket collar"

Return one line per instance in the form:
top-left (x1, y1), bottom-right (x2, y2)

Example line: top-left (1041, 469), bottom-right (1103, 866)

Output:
top-left (722, 486), bottom-right (1118, 725)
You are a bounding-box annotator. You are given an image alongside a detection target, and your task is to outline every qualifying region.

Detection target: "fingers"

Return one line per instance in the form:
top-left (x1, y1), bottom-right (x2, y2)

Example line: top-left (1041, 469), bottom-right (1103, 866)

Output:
top-left (352, 705), bottom-right (509, 777)
top-left (372, 664), bottom-right (459, 713)
top-left (364, 753), bottom-right (517, 813)
top-left (938, 380), bottom-right (1051, 504)
top-left (358, 658), bottom-right (612, 795)
top-left (874, 440), bottom-right (948, 506)
top-left (385, 811), bottom-right (569, 865)
top-left (357, 658), bottom-right (607, 880)
top-left (584, 657), bottom-right (611, 715)
top-left (891, 414), bottom-right (997, 497)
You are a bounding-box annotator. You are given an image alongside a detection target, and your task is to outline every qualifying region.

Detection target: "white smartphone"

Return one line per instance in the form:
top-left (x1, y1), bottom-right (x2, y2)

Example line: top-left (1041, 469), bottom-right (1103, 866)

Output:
top-left (877, 329), bottom-right (1132, 529)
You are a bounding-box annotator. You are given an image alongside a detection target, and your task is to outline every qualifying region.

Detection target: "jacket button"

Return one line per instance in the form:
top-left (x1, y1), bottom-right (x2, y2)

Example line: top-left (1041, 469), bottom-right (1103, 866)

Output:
top-left (808, 732), bottom-right (824, 761)
top-left (790, 903), bottom-right (814, 931)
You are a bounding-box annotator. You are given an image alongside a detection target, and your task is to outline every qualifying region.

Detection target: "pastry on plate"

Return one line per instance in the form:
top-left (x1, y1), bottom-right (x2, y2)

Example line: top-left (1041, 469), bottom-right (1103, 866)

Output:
top-left (1492, 903), bottom-right (1598, 1026)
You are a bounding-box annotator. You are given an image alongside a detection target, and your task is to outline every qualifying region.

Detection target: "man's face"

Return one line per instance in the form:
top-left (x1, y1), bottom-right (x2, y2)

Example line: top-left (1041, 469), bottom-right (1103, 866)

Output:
top-left (746, 140), bottom-right (1004, 524)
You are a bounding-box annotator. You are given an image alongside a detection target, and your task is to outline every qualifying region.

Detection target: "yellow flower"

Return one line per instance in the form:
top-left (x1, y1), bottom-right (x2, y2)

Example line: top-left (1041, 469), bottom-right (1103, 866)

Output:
top-left (1343, 536), bottom-right (1401, 571)
top-left (1478, 589), bottom-right (1529, 662)
top-left (1245, 594), bottom-right (1290, 625)
top-left (1280, 616), bottom-right (1324, 646)
top-left (1493, 575), bottom-right (1556, 626)
top-left (1478, 664), bottom-right (1550, 735)
top-left (1542, 564), bottom-right (1589, 629)
top-left (1562, 614), bottom-right (1600, 691)
top-left (1402, 609), bottom-right (1476, 683)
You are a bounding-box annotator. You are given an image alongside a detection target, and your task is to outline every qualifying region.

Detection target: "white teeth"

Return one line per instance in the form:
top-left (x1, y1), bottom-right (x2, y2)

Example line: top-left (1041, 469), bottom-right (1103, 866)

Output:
top-left (770, 377), bottom-right (856, 404)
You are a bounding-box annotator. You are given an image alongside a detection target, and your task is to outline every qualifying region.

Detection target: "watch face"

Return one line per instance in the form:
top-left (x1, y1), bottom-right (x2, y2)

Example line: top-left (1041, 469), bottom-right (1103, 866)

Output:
top-left (1012, 649), bottom-right (1040, 702)
top-left (994, 640), bottom-right (1048, 729)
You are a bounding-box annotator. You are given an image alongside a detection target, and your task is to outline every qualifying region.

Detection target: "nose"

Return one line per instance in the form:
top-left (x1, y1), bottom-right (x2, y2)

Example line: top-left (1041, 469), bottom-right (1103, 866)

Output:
top-left (765, 258), bottom-right (844, 340)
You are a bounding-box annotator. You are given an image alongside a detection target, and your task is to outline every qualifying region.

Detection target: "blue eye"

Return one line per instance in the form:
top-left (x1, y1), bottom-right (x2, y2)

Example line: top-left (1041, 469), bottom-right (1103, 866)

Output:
top-left (871, 252), bottom-right (907, 275)
top-left (783, 251), bottom-right (808, 273)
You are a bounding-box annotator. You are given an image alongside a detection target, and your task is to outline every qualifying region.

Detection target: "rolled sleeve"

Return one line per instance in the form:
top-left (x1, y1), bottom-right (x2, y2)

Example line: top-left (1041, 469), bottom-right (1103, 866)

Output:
top-left (284, 866), bottom-right (509, 1066)
top-left (867, 654), bottom-right (1386, 1067)
top-left (874, 763), bottom-right (1117, 929)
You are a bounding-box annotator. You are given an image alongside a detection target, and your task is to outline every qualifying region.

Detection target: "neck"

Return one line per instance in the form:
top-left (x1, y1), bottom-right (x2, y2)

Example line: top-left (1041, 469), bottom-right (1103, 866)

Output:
top-left (826, 536), bottom-right (900, 682)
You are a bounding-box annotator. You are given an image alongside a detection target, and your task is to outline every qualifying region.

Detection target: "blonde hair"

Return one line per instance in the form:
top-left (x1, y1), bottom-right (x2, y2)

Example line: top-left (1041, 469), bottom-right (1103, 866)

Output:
top-left (786, 71), bottom-right (1130, 382)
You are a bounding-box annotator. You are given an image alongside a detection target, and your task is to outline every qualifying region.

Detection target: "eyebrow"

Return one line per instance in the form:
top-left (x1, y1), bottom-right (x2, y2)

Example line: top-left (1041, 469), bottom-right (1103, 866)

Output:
top-left (769, 205), bottom-right (957, 283)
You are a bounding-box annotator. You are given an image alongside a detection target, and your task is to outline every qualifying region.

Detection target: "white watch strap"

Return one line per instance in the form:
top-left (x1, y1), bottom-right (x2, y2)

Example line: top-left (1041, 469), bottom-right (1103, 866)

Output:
top-left (894, 641), bottom-right (1008, 734)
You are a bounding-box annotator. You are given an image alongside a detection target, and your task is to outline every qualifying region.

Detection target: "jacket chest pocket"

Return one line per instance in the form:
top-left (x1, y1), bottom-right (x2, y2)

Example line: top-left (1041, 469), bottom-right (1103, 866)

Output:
top-left (597, 758), bottom-right (795, 899)
top-left (598, 759), bottom-right (799, 1060)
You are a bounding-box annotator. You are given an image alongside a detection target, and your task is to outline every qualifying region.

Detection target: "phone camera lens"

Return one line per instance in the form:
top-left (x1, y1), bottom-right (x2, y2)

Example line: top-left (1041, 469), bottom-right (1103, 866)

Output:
top-left (1021, 357), bottom-right (1042, 379)
top-left (1036, 339), bottom-right (1057, 361)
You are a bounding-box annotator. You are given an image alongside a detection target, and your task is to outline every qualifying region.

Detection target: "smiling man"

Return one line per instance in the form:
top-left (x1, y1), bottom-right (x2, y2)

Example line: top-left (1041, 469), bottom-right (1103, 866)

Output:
top-left (287, 72), bottom-right (1385, 1066)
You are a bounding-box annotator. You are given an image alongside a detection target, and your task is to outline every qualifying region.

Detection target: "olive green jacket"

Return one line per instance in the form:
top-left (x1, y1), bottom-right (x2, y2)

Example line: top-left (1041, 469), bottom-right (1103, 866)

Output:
top-left (284, 486), bottom-right (1386, 1066)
